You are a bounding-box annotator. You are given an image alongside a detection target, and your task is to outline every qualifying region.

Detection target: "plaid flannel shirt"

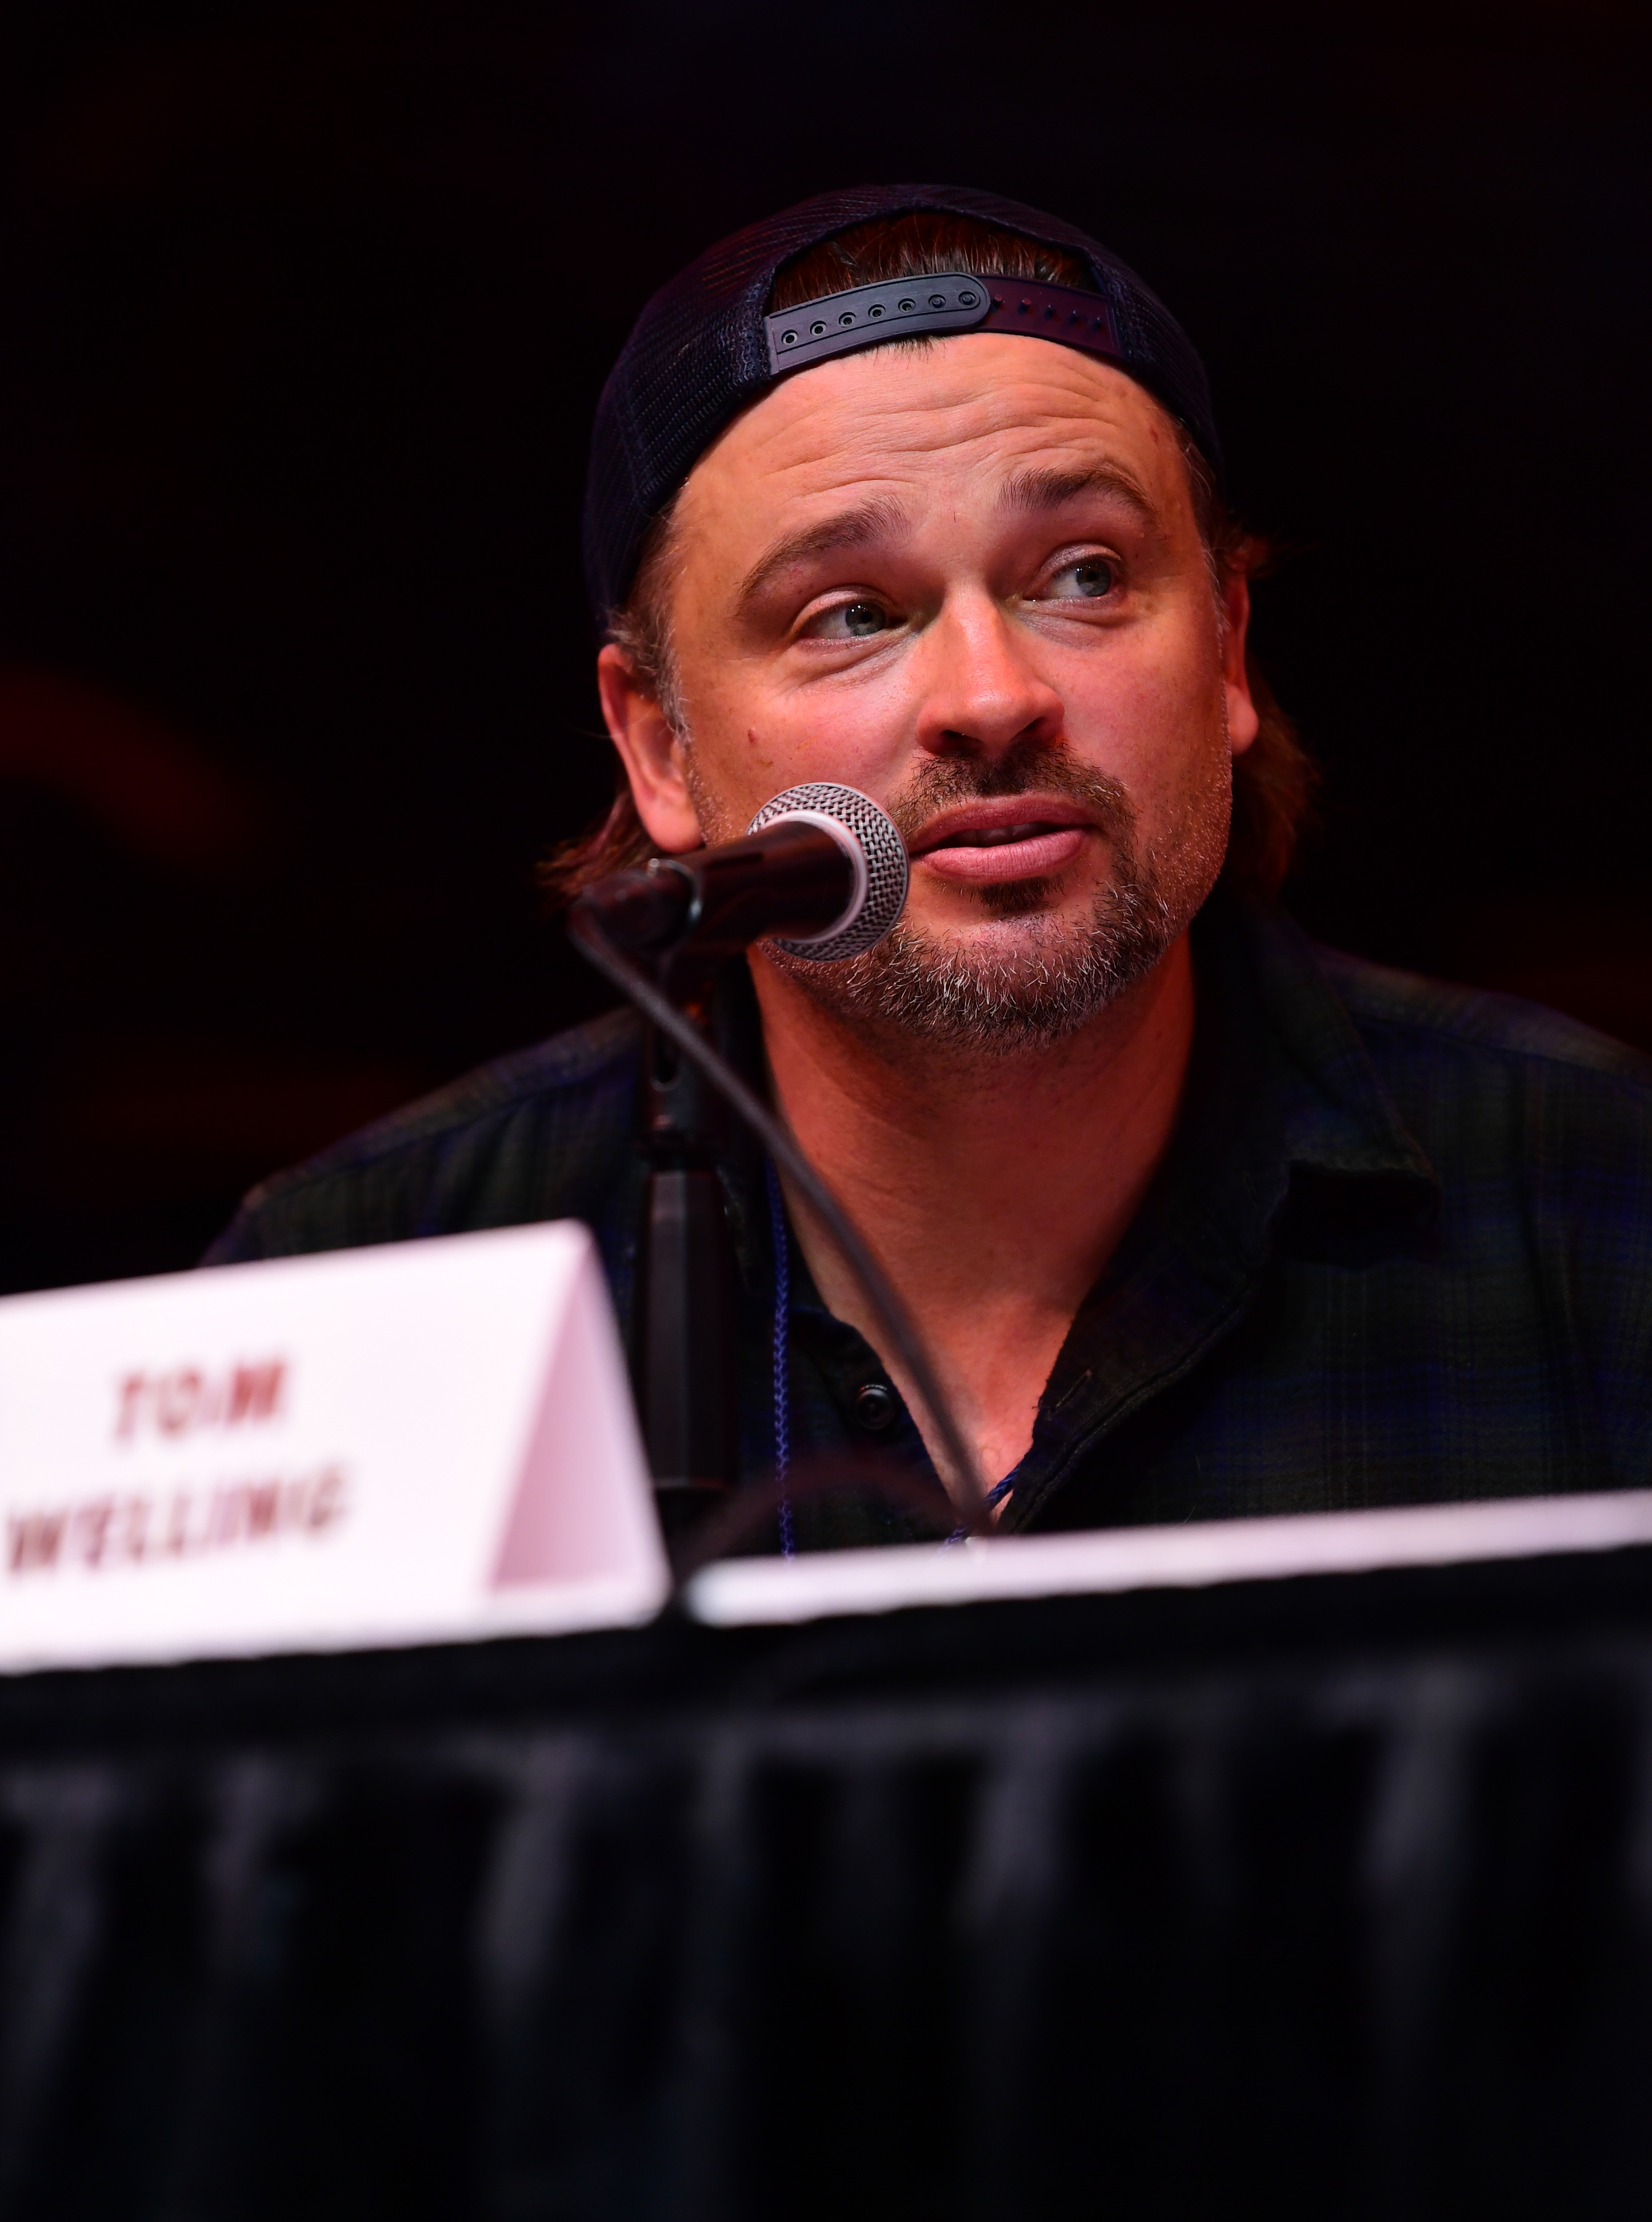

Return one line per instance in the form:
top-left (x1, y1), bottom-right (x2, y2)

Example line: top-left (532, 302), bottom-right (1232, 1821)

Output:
top-left (205, 894), bottom-right (1652, 1548)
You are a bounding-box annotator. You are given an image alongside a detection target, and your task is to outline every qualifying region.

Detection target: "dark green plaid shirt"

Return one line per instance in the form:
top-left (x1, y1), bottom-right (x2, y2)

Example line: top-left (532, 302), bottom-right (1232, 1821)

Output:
top-left (205, 895), bottom-right (1652, 1544)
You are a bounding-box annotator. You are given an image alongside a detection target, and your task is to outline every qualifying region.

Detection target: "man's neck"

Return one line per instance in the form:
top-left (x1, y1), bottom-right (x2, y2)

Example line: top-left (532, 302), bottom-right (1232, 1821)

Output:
top-left (751, 935), bottom-right (1199, 1495)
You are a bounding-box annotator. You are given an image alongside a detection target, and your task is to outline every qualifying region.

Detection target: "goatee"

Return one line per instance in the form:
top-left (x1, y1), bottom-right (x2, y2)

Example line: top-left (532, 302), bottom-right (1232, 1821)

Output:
top-left (765, 740), bottom-right (1227, 1054)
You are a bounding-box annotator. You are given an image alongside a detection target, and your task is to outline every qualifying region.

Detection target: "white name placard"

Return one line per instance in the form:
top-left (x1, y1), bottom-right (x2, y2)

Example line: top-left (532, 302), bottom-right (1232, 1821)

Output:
top-left (0, 1223), bottom-right (668, 1672)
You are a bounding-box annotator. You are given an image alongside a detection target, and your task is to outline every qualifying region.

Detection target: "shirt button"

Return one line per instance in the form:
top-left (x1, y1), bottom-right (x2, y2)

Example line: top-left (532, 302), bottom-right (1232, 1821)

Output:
top-left (854, 1383), bottom-right (896, 1432)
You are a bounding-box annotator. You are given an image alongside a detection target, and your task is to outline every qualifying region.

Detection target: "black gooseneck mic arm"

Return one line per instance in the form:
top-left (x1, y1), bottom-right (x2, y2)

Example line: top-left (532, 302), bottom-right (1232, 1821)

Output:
top-left (567, 908), bottom-right (990, 1537)
top-left (574, 821), bottom-right (868, 1543)
top-left (568, 823), bottom-right (990, 1542)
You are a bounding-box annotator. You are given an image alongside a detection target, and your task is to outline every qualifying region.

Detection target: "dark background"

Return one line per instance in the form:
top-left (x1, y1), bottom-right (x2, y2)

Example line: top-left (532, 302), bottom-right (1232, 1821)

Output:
top-left (0, 0), bottom-right (1646, 1295)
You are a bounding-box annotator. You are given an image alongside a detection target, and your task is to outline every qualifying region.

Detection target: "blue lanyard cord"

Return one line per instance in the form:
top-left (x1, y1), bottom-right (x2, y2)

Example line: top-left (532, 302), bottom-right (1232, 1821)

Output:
top-left (764, 1156), bottom-right (795, 1558)
top-left (946, 1472), bottom-right (1016, 1545)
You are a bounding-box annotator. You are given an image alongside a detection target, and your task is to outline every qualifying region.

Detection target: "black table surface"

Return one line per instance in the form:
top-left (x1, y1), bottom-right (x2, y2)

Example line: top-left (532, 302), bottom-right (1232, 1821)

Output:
top-left (3, 1541), bottom-right (1651, 2221)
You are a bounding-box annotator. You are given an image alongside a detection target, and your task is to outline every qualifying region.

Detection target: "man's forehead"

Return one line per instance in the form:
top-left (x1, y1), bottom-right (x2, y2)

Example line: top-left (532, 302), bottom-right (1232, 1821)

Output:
top-left (680, 335), bottom-right (1186, 539)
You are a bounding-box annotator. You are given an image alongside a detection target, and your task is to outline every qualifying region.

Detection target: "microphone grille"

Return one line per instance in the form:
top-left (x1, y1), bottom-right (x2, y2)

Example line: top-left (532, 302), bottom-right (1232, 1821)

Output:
top-left (744, 783), bottom-right (909, 963)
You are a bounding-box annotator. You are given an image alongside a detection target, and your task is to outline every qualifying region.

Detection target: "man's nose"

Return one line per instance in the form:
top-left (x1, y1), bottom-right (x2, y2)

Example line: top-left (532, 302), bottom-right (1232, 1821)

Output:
top-left (911, 594), bottom-right (1063, 761)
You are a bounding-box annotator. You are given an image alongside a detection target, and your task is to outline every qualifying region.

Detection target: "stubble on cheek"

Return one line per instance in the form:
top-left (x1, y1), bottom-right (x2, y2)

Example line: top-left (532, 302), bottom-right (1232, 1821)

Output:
top-left (679, 745), bottom-right (737, 845)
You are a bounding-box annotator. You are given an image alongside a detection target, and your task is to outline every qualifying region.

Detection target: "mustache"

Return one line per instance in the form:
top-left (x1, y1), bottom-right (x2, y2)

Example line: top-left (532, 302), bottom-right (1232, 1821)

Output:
top-left (883, 738), bottom-right (1138, 850)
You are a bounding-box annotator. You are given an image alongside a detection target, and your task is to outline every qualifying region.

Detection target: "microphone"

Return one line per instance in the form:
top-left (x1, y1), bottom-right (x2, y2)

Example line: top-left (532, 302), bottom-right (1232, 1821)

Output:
top-left (574, 782), bottom-right (908, 964)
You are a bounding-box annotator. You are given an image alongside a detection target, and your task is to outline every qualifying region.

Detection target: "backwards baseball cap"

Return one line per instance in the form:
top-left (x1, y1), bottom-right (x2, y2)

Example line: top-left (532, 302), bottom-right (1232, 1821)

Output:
top-left (583, 183), bottom-right (1222, 622)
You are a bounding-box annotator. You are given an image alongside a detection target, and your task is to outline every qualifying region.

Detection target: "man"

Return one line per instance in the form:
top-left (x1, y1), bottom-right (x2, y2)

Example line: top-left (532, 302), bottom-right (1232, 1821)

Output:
top-left (209, 184), bottom-right (1652, 1543)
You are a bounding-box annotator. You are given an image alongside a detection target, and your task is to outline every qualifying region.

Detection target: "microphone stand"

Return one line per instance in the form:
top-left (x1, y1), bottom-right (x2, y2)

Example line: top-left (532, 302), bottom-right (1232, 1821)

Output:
top-left (567, 900), bottom-right (991, 1547)
top-left (632, 945), bottom-right (739, 1546)
top-left (570, 823), bottom-right (859, 1549)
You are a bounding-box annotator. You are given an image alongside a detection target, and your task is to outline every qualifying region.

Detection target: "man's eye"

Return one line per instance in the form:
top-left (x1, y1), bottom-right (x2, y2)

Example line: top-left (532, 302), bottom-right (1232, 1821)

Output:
top-left (812, 600), bottom-right (895, 639)
top-left (1044, 558), bottom-right (1118, 601)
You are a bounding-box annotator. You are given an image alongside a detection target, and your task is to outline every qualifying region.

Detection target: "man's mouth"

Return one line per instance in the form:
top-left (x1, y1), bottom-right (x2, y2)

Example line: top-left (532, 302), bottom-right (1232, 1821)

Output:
top-left (925, 820), bottom-right (1065, 850)
top-left (910, 809), bottom-right (1092, 885)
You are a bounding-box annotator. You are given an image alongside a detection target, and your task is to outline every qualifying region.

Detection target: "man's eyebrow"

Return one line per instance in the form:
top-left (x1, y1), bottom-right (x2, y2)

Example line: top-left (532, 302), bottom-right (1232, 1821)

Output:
top-left (996, 463), bottom-right (1159, 526)
top-left (735, 496), bottom-right (912, 609)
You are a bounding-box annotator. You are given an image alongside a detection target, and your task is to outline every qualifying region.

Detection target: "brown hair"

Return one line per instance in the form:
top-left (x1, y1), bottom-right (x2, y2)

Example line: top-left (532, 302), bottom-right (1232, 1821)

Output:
top-left (545, 214), bottom-right (1313, 906)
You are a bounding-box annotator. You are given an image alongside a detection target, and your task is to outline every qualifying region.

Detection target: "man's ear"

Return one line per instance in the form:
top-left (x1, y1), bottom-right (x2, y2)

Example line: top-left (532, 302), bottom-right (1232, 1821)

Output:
top-left (596, 643), bottom-right (703, 852)
top-left (1220, 571), bottom-right (1260, 759)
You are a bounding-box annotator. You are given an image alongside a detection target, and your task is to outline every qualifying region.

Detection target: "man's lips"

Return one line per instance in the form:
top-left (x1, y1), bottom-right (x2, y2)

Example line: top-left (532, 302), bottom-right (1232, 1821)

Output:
top-left (909, 806), bottom-right (1093, 885)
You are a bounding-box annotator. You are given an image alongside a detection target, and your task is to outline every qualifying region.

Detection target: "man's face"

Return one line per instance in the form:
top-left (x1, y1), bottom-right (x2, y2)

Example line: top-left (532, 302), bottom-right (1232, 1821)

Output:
top-left (601, 331), bottom-right (1258, 1048)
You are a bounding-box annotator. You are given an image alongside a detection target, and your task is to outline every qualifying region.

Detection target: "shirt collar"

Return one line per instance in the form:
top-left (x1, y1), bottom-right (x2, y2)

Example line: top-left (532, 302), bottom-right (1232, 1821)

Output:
top-left (1004, 892), bottom-right (1438, 1522)
top-left (1239, 895), bottom-right (1437, 1189)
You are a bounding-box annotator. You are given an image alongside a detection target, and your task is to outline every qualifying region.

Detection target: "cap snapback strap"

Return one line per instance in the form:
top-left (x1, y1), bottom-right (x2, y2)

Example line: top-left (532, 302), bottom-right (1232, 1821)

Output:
top-left (764, 272), bottom-right (1123, 378)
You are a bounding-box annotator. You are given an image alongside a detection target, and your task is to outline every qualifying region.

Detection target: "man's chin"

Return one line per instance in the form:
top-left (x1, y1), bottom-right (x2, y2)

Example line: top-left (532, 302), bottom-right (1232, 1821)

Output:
top-left (768, 876), bottom-right (1180, 1056)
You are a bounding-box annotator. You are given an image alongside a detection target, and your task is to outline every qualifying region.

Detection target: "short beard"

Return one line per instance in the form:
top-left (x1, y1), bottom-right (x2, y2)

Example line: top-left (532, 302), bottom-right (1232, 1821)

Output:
top-left (800, 868), bottom-right (1176, 1053)
top-left (759, 740), bottom-right (1228, 1055)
